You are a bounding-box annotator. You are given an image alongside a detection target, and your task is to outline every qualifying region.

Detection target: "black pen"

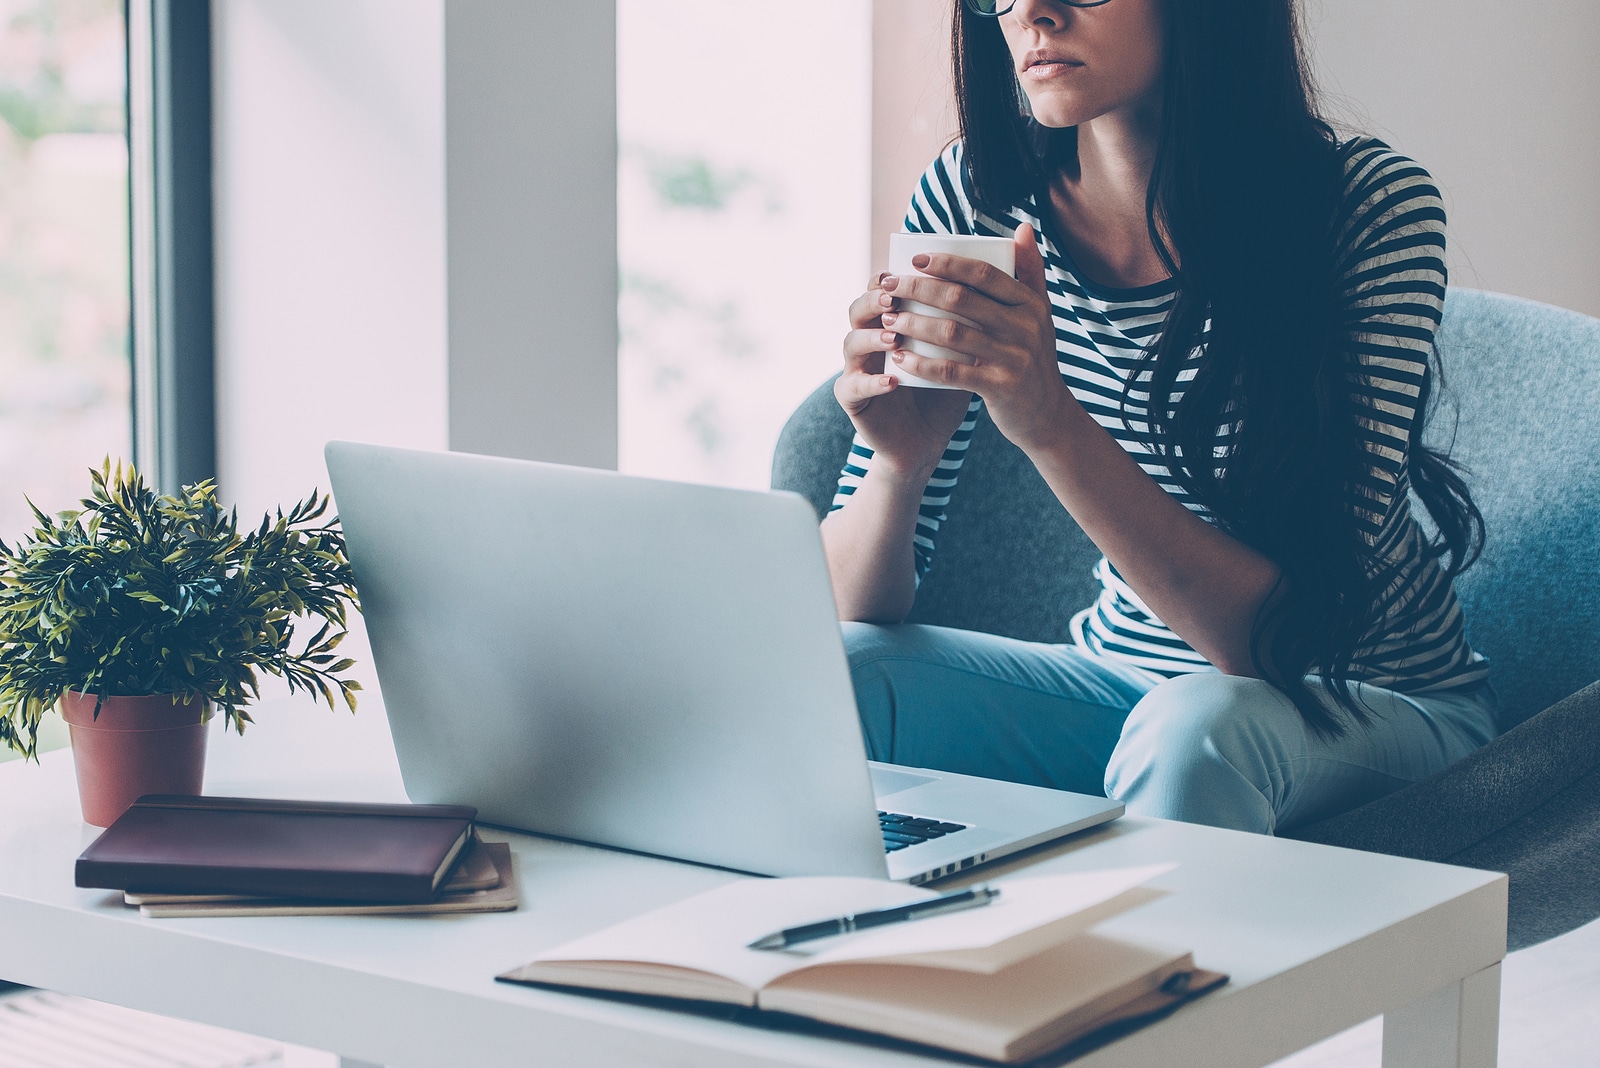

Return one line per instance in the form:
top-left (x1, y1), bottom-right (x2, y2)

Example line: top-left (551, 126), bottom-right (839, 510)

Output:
top-left (746, 886), bottom-right (1001, 951)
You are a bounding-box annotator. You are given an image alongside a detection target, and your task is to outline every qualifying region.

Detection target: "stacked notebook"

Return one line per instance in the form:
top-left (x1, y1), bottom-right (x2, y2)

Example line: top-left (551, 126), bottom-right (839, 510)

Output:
top-left (499, 864), bottom-right (1224, 1064)
top-left (75, 795), bottom-right (518, 917)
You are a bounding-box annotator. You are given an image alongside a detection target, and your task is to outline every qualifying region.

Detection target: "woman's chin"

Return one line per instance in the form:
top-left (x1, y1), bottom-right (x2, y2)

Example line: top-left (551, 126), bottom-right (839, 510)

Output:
top-left (1017, 90), bottom-right (1097, 130)
top-left (1024, 105), bottom-right (1091, 130)
top-left (1023, 92), bottom-right (1157, 132)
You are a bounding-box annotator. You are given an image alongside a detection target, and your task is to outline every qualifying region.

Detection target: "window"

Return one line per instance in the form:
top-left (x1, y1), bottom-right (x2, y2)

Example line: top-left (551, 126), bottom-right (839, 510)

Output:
top-left (616, 0), bottom-right (872, 490)
top-left (0, 0), bottom-right (129, 539)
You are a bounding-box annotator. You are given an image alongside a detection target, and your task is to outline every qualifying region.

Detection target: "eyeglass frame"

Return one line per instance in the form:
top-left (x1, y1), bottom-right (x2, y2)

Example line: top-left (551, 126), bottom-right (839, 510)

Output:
top-left (963, 0), bottom-right (1113, 17)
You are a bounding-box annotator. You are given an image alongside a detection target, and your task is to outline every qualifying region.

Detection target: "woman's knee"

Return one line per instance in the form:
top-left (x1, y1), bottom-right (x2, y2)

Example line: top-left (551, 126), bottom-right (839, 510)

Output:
top-left (1121, 673), bottom-right (1292, 748)
top-left (1105, 673), bottom-right (1303, 827)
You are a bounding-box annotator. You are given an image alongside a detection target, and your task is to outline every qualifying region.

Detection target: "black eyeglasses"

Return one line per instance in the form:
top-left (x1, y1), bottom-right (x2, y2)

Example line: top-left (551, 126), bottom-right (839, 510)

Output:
top-left (963, 0), bottom-right (1112, 15)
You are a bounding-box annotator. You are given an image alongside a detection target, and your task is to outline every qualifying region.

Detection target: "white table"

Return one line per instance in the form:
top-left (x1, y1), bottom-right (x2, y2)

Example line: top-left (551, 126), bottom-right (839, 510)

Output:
top-left (0, 692), bottom-right (1506, 1068)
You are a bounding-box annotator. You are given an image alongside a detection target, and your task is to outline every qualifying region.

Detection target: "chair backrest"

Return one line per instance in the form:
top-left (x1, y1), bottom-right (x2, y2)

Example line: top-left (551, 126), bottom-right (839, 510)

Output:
top-left (770, 386), bottom-right (1100, 645)
top-left (771, 289), bottom-right (1600, 726)
top-left (1429, 289), bottom-right (1600, 726)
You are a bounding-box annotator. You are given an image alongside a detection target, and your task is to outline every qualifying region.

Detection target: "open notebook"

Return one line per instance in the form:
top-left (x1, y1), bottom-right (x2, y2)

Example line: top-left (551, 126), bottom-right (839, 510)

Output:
top-left (499, 865), bottom-right (1225, 1063)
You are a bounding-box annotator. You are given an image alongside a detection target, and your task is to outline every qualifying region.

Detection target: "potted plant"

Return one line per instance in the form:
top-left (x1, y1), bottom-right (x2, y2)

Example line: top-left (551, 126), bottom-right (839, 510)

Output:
top-left (0, 462), bottom-right (362, 826)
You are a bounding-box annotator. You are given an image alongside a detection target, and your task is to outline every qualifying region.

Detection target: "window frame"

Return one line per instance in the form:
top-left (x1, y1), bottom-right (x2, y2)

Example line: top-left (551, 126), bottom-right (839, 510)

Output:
top-left (128, 0), bottom-right (214, 494)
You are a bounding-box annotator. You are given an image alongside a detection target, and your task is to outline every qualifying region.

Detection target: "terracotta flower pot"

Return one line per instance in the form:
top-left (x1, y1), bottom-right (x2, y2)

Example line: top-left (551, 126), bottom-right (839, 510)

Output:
top-left (58, 691), bottom-right (210, 827)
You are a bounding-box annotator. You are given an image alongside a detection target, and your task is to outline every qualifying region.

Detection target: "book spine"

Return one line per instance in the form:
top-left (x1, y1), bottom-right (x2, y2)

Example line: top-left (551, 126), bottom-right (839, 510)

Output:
top-left (129, 795), bottom-right (477, 821)
top-left (75, 859), bottom-right (442, 904)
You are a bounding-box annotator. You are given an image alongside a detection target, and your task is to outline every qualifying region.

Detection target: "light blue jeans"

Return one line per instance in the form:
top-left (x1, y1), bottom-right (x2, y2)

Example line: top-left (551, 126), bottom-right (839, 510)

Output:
top-left (842, 622), bottom-right (1499, 835)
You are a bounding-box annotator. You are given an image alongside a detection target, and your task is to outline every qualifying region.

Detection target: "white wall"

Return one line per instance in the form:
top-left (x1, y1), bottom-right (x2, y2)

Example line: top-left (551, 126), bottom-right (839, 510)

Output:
top-left (1306, 0), bottom-right (1600, 318)
top-left (212, 0), bottom-right (449, 520)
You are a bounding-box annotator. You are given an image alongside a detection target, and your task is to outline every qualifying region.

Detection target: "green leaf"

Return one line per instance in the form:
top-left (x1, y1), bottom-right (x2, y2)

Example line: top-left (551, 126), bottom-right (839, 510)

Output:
top-left (0, 467), bottom-right (362, 754)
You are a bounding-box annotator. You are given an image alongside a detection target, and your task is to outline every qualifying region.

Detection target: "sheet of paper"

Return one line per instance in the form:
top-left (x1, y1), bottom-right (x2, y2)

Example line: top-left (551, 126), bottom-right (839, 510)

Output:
top-left (797, 864), bottom-right (1177, 973)
top-left (528, 863), bottom-right (1178, 990)
top-left (532, 876), bottom-right (933, 990)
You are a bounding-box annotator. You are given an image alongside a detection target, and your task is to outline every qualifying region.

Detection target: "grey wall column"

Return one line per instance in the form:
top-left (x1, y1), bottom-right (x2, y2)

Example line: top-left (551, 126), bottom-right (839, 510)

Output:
top-left (445, 1), bottom-right (618, 469)
top-left (130, 0), bottom-right (216, 493)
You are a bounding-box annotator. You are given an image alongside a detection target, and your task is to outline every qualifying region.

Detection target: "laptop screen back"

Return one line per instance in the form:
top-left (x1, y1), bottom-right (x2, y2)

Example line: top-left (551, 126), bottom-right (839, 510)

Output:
top-left (325, 442), bottom-right (888, 878)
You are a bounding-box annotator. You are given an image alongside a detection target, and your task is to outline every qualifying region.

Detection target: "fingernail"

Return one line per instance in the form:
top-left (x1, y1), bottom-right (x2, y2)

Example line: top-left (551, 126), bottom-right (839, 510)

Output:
top-left (881, 312), bottom-right (897, 325)
top-left (880, 376), bottom-right (896, 387)
top-left (892, 350), bottom-right (906, 363)
top-left (879, 292), bottom-right (895, 307)
top-left (911, 254), bottom-right (931, 269)
top-left (881, 330), bottom-right (897, 344)
top-left (881, 275), bottom-right (899, 291)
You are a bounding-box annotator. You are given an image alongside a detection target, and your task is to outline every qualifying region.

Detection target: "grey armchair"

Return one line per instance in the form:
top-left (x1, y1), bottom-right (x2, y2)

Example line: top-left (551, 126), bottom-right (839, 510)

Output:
top-left (771, 289), bottom-right (1600, 951)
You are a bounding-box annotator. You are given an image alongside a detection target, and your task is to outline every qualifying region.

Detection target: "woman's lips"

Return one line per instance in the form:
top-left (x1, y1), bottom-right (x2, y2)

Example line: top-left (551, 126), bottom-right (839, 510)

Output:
top-left (1021, 49), bottom-right (1083, 71)
top-left (1022, 59), bottom-right (1085, 78)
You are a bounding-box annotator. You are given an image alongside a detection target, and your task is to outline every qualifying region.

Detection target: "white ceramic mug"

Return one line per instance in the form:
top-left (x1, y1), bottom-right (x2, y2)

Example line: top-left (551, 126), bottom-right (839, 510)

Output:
top-left (885, 232), bottom-right (1017, 389)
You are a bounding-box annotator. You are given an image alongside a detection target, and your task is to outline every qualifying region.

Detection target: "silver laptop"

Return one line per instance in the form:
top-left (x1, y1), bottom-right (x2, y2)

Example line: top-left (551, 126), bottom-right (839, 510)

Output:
top-left (325, 442), bottom-right (1121, 884)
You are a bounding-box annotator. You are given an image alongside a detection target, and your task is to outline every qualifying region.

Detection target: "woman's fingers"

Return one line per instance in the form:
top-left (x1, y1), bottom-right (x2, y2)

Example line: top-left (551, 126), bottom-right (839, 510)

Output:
top-left (881, 273), bottom-right (973, 317)
top-left (881, 274), bottom-right (1045, 355)
top-left (833, 364), bottom-right (899, 412)
top-left (880, 308), bottom-right (982, 361)
top-left (889, 348), bottom-right (974, 390)
top-left (1012, 224), bottom-right (1050, 304)
top-left (888, 253), bottom-right (1031, 308)
top-left (842, 326), bottom-right (897, 371)
top-left (839, 326), bottom-right (901, 411)
top-left (848, 281), bottom-right (896, 329)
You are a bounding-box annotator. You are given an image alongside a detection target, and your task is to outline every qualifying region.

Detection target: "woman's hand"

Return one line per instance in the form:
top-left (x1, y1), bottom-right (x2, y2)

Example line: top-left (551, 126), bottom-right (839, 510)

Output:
top-left (837, 275), bottom-right (975, 482)
top-left (822, 226), bottom-right (1068, 624)
top-left (882, 227), bottom-right (1284, 675)
top-left (881, 225), bottom-right (1072, 455)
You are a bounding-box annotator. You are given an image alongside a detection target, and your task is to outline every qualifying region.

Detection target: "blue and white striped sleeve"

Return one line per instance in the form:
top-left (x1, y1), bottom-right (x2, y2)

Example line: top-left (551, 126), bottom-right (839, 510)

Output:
top-left (830, 142), bottom-right (987, 582)
top-left (1334, 139), bottom-right (1448, 548)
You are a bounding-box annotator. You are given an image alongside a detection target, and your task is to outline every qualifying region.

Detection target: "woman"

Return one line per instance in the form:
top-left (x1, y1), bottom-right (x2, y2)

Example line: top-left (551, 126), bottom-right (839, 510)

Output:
top-left (822, 0), bottom-right (1496, 834)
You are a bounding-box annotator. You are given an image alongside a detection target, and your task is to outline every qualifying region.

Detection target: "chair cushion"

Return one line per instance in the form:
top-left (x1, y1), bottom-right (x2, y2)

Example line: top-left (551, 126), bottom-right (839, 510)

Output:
top-left (1452, 759), bottom-right (1600, 950)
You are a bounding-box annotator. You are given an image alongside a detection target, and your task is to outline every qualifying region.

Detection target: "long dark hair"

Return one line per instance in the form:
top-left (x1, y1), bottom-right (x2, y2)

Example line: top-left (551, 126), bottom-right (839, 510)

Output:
top-left (953, 0), bottom-right (1484, 736)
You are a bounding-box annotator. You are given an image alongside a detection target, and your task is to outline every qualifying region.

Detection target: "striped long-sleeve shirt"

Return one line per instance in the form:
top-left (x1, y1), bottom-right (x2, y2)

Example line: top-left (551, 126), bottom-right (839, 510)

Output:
top-left (832, 136), bottom-right (1487, 694)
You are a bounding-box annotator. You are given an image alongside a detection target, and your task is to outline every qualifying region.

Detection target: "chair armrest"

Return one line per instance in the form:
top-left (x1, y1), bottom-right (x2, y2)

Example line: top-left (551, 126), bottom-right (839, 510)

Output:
top-left (1288, 680), bottom-right (1600, 862)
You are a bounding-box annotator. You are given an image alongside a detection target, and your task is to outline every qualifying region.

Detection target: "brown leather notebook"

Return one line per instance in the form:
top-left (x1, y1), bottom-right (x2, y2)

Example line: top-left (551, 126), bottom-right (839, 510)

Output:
top-left (76, 795), bottom-right (476, 904)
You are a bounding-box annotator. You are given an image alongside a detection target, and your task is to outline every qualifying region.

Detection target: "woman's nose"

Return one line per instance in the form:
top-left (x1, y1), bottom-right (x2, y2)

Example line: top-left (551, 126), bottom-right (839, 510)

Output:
top-left (1007, 0), bottom-right (1066, 30)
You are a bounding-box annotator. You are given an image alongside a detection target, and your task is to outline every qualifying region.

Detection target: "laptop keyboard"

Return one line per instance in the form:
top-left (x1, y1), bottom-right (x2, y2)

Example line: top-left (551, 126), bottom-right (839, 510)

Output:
top-left (879, 811), bottom-right (967, 852)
